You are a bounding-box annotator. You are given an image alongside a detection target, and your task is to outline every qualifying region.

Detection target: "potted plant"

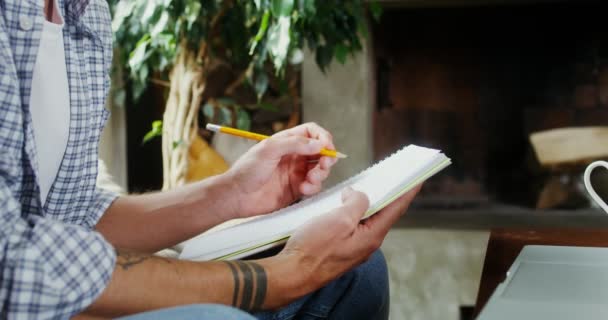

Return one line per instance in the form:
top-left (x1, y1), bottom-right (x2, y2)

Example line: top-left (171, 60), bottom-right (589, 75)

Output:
top-left (110, 0), bottom-right (381, 190)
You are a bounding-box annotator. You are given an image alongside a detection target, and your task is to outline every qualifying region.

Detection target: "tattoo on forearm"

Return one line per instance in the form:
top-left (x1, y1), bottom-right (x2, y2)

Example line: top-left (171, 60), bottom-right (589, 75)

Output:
top-left (226, 262), bottom-right (241, 306)
top-left (250, 262), bottom-right (267, 309)
top-left (238, 262), bottom-right (254, 310)
top-left (225, 261), bottom-right (267, 311)
top-left (116, 250), bottom-right (151, 270)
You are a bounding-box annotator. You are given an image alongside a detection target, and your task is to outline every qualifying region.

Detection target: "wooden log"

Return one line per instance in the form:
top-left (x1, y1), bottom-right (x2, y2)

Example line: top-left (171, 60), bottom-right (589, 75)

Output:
top-left (529, 127), bottom-right (608, 167)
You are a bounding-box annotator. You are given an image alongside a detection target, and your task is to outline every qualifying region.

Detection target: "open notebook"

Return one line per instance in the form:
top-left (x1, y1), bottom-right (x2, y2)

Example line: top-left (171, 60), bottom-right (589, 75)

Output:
top-left (180, 145), bottom-right (451, 261)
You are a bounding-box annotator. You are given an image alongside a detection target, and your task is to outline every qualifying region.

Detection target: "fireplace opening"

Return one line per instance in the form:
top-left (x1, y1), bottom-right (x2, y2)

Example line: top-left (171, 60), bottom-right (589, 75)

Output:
top-left (372, 1), bottom-right (608, 212)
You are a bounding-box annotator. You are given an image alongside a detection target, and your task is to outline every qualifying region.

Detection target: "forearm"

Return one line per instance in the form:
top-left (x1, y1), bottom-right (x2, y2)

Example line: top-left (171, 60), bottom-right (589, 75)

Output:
top-left (82, 251), bottom-right (308, 318)
top-left (96, 174), bottom-right (238, 252)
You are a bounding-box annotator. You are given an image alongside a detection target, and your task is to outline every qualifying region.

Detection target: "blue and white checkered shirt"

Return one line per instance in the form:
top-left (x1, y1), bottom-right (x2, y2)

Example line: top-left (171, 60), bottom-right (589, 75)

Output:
top-left (0, 0), bottom-right (117, 318)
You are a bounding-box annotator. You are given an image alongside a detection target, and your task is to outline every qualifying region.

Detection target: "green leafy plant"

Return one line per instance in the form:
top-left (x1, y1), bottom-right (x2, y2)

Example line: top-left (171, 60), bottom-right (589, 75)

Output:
top-left (110, 0), bottom-right (380, 189)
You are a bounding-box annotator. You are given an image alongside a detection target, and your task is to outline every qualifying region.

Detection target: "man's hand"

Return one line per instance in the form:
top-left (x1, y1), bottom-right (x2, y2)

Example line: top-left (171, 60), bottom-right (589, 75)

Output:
top-left (225, 122), bottom-right (338, 219)
top-left (84, 186), bottom-right (420, 318)
top-left (96, 122), bottom-right (336, 254)
top-left (277, 185), bottom-right (422, 300)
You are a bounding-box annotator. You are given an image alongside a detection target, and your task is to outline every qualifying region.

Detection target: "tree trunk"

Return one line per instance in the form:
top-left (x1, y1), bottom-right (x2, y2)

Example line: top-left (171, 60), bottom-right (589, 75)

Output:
top-left (162, 49), bottom-right (205, 190)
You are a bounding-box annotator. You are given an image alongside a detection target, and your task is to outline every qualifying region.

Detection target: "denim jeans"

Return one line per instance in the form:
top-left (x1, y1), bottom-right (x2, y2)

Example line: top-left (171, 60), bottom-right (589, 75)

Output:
top-left (118, 250), bottom-right (389, 320)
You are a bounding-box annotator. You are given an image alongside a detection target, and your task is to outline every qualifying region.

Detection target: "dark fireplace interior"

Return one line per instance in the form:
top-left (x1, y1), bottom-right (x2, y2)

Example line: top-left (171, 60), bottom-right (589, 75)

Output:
top-left (372, 1), bottom-right (608, 213)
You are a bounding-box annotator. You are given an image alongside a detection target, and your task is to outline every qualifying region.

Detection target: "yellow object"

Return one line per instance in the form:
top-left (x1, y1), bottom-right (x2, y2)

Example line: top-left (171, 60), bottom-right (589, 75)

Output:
top-left (186, 135), bottom-right (229, 182)
top-left (206, 124), bottom-right (347, 159)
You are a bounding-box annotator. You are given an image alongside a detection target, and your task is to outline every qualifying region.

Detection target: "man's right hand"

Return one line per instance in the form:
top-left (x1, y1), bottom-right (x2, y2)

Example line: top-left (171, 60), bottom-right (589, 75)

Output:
top-left (276, 185), bottom-right (422, 302)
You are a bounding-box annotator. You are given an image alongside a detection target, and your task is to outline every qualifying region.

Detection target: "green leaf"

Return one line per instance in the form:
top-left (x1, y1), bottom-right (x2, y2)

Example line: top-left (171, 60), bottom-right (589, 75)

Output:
top-left (334, 43), bottom-right (348, 64)
top-left (250, 10), bottom-right (271, 55)
top-left (218, 107), bottom-right (233, 126)
top-left (254, 11), bottom-right (270, 42)
top-left (253, 71), bottom-right (269, 99)
top-left (315, 45), bottom-right (333, 72)
top-left (298, 0), bottom-right (315, 17)
top-left (141, 1), bottom-right (158, 25)
top-left (111, 1), bottom-right (137, 33)
top-left (132, 80), bottom-right (146, 101)
top-left (271, 0), bottom-right (294, 17)
top-left (370, 1), bottom-right (383, 21)
top-left (142, 120), bottom-right (163, 144)
top-left (216, 97), bottom-right (237, 106)
top-left (236, 109), bottom-right (251, 131)
top-left (157, 33), bottom-right (176, 51)
top-left (110, 0), bottom-right (372, 111)
top-left (254, 0), bottom-right (270, 10)
top-left (257, 102), bottom-right (279, 112)
top-left (267, 17), bottom-right (291, 70)
top-left (138, 64), bottom-right (149, 82)
top-left (151, 11), bottom-right (169, 37)
top-left (202, 103), bottom-right (215, 120)
top-left (184, 1), bottom-right (202, 29)
top-left (128, 35), bottom-right (151, 71)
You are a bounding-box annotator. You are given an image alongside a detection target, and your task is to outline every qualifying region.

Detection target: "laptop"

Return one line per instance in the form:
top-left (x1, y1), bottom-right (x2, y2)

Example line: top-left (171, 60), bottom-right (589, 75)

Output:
top-left (478, 245), bottom-right (608, 320)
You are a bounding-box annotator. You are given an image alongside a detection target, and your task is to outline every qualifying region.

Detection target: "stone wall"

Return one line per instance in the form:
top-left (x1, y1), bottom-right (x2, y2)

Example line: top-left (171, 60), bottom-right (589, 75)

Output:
top-left (382, 230), bottom-right (488, 320)
top-left (301, 45), bottom-right (374, 186)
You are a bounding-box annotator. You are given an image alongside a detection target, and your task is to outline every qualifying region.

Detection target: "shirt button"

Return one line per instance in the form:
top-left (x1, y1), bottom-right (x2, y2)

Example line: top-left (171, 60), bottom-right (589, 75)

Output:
top-left (19, 16), bottom-right (33, 31)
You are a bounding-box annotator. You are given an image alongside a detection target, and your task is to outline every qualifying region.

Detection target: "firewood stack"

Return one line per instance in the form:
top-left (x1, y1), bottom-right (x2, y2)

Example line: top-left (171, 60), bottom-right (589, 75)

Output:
top-left (530, 127), bottom-right (608, 209)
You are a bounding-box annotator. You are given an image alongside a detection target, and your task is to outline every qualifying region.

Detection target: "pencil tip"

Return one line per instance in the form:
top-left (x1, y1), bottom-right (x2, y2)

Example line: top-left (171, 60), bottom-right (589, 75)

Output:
top-left (336, 152), bottom-right (348, 159)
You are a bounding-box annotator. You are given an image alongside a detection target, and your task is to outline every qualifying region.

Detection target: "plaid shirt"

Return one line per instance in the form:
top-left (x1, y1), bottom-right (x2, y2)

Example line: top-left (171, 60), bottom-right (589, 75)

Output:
top-left (0, 0), bottom-right (117, 318)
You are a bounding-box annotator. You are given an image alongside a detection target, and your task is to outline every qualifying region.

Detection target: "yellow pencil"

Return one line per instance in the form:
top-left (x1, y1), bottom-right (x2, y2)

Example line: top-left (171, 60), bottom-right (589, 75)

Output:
top-left (206, 124), bottom-right (347, 159)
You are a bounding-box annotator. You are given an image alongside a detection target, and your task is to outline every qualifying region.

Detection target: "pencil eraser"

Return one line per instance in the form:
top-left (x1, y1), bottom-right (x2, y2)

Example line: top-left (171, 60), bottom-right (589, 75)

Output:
top-left (206, 123), bottom-right (221, 132)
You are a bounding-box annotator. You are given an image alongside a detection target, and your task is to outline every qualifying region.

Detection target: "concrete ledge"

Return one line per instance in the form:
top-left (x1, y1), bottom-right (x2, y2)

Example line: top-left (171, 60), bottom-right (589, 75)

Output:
top-left (398, 206), bottom-right (608, 229)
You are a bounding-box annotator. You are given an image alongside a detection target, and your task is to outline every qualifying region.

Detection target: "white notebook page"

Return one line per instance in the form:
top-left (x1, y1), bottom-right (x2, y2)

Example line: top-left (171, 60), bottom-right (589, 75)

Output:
top-left (180, 145), bottom-right (450, 261)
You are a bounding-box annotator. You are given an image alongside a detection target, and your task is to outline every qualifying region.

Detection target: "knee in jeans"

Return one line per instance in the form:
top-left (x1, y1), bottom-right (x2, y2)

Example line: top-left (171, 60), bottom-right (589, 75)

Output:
top-left (351, 250), bottom-right (390, 310)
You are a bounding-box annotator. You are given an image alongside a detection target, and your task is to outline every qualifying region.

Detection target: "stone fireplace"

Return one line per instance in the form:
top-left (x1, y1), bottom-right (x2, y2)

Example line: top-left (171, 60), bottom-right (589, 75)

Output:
top-left (372, 0), bottom-right (608, 221)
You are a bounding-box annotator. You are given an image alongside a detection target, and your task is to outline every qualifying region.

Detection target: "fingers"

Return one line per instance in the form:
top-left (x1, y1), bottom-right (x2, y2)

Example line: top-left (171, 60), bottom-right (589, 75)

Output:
top-left (287, 188), bottom-right (369, 244)
top-left (258, 135), bottom-right (324, 160)
top-left (300, 160), bottom-right (332, 195)
top-left (274, 122), bottom-right (337, 153)
top-left (306, 164), bottom-right (330, 184)
top-left (333, 187), bottom-right (370, 226)
top-left (362, 184), bottom-right (422, 236)
top-left (300, 181), bottom-right (322, 195)
top-left (319, 156), bottom-right (338, 170)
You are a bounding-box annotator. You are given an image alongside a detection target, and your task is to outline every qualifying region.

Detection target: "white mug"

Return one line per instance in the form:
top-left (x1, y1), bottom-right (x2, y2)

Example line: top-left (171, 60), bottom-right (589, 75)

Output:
top-left (584, 161), bottom-right (608, 214)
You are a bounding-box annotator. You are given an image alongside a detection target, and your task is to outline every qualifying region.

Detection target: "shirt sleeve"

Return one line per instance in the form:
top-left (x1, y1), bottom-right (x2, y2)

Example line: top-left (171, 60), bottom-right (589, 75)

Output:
top-left (0, 15), bottom-right (116, 319)
top-left (0, 179), bottom-right (117, 319)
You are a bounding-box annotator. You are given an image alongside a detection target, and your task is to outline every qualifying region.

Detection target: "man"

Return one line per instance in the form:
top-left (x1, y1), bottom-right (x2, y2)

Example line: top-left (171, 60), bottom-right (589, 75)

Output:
top-left (0, 0), bottom-right (420, 319)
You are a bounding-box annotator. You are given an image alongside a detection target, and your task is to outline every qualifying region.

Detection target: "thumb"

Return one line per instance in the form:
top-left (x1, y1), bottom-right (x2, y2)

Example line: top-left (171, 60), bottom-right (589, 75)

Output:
top-left (259, 135), bottom-right (325, 159)
top-left (338, 187), bottom-right (370, 225)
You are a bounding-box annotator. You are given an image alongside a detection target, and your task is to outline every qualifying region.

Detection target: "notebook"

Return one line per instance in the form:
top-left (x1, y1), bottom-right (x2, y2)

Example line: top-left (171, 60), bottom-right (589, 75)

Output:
top-left (179, 145), bottom-right (451, 261)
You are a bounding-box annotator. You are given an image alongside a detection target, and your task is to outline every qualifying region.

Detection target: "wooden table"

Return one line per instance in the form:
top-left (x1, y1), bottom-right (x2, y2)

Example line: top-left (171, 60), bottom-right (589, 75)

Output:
top-left (473, 228), bottom-right (608, 318)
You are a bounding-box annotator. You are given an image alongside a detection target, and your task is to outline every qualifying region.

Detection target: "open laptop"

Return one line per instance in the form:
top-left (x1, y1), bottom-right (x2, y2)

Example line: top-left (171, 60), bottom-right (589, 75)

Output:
top-left (478, 245), bottom-right (608, 319)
